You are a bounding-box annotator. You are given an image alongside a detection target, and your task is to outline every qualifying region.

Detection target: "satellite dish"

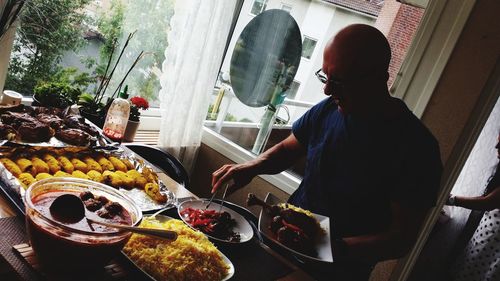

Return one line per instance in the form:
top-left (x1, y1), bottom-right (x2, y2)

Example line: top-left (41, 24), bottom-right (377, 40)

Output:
top-left (229, 9), bottom-right (302, 108)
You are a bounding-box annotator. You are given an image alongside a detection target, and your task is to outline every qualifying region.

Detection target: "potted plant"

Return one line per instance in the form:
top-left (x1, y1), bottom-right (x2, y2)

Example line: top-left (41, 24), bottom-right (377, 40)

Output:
top-left (33, 67), bottom-right (94, 108)
top-left (33, 81), bottom-right (82, 108)
top-left (123, 96), bottom-right (149, 142)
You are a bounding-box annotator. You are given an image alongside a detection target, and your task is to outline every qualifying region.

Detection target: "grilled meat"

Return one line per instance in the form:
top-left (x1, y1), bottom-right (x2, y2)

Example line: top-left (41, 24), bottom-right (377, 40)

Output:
top-left (37, 113), bottom-right (64, 129)
top-left (17, 122), bottom-right (54, 142)
top-left (1, 112), bottom-right (38, 129)
top-left (0, 123), bottom-right (16, 140)
top-left (55, 128), bottom-right (91, 146)
top-left (64, 115), bottom-right (99, 136)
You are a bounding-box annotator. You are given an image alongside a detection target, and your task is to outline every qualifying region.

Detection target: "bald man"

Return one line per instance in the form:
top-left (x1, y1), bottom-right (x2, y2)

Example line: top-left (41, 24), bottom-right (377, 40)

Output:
top-left (212, 24), bottom-right (442, 280)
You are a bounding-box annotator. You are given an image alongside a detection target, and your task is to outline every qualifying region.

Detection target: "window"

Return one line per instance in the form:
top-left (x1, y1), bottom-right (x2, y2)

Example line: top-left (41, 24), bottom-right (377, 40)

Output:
top-left (204, 0), bottom-right (438, 169)
top-left (301, 36), bottom-right (317, 60)
top-left (250, 0), bottom-right (268, 16)
top-left (5, 0), bottom-right (175, 109)
top-left (281, 3), bottom-right (292, 13)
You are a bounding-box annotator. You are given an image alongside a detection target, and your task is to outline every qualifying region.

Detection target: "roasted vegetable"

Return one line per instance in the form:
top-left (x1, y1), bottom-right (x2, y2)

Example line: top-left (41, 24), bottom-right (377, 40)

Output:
top-left (102, 171), bottom-right (123, 188)
top-left (126, 169), bottom-right (148, 189)
top-left (115, 171), bottom-right (134, 189)
top-left (35, 173), bottom-right (52, 181)
top-left (43, 154), bottom-right (61, 174)
top-left (83, 156), bottom-right (102, 173)
top-left (144, 183), bottom-right (167, 203)
top-left (72, 170), bottom-right (90, 180)
top-left (87, 170), bottom-right (104, 183)
top-left (71, 158), bottom-right (88, 173)
top-left (57, 156), bottom-right (74, 173)
top-left (0, 158), bottom-right (22, 177)
top-left (18, 173), bottom-right (35, 189)
top-left (108, 156), bottom-right (127, 172)
top-left (142, 167), bottom-right (158, 183)
top-left (96, 156), bottom-right (114, 171)
top-left (31, 157), bottom-right (49, 175)
top-left (15, 158), bottom-right (33, 173)
top-left (54, 171), bottom-right (71, 177)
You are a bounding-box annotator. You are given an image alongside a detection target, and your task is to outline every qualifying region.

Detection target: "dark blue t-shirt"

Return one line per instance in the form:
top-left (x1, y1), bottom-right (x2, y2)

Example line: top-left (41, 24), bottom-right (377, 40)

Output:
top-left (289, 97), bottom-right (442, 237)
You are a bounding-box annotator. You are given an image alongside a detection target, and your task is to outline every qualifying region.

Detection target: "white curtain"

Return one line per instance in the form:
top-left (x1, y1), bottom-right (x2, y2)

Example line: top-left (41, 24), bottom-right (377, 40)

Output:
top-left (158, 0), bottom-right (237, 173)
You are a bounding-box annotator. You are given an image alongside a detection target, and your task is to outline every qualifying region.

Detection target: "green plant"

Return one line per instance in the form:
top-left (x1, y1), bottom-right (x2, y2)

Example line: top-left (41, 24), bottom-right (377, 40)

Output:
top-left (33, 82), bottom-right (82, 108)
top-left (32, 67), bottom-right (95, 108)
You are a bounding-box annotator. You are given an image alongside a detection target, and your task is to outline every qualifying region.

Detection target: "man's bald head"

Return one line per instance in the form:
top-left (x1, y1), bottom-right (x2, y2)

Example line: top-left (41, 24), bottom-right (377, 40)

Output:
top-left (324, 24), bottom-right (391, 78)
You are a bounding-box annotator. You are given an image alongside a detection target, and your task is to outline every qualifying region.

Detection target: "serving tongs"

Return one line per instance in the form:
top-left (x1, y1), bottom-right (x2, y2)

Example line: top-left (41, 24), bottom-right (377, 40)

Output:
top-left (206, 180), bottom-right (232, 210)
top-left (205, 188), bottom-right (219, 210)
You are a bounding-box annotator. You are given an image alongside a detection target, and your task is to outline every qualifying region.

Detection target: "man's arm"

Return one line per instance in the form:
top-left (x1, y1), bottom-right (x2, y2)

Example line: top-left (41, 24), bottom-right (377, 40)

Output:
top-left (338, 201), bottom-right (429, 263)
top-left (211, 134), bottom-right (306, 193)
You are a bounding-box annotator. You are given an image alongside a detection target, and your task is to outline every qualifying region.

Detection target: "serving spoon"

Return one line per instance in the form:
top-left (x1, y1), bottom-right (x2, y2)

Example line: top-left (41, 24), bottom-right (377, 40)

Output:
top-left (50, 194), bottom-right (178, 241)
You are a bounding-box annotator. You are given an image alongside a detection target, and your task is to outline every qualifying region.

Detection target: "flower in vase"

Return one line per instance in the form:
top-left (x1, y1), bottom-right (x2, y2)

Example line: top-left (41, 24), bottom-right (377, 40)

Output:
top-left (129, 96), bottom-right (149, 122)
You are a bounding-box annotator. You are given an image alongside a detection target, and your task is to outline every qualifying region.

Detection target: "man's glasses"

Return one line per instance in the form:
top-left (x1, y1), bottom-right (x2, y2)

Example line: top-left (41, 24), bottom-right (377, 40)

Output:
top-left (315, 69), bottom-right (346, 96)
top-left (315, 69), bottom-right (345, 86)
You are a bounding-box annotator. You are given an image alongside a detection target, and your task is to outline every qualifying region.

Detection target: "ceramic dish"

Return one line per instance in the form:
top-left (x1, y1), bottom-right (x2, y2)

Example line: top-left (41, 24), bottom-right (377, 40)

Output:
top-left (177, 199), bottom-right (254, 243)
top-left (122, 215), bottom-right (234, 281)
top-left (258, 192), bottom-right (333, 263)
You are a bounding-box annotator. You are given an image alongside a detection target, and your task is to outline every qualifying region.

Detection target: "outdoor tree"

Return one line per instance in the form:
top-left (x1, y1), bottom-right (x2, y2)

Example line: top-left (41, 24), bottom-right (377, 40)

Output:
top-left (105, 0), bottom-right (175, 104)
top-left (97, 0), bottom-right (124, 64)
top-left (5, 0), bottom-right (91, 95)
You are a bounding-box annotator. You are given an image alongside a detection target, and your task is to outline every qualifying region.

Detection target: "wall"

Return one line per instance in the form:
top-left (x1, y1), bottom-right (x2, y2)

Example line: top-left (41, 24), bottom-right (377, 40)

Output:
top-left (409, 98), bottom-right (500, 281)
top-left (407, 0), bottom-right (500, 279)
top-left (379, 1), bottom-right (424, 87)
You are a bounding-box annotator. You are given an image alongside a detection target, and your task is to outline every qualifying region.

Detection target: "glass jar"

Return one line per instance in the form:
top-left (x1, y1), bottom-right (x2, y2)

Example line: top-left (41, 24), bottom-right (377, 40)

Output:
top-left (24, 177), bottom-right (142, 273)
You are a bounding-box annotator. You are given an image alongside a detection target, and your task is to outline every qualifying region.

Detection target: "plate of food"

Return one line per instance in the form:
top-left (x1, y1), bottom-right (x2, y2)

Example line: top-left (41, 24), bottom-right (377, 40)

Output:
top-left (0, 146), bottom-right (175, 212)
top-left (122, 215), bottom-right (234, 281)
top-left (249, 192), bottom-right (333, 263)
top-left (177, 199), bottom-right (254, 243)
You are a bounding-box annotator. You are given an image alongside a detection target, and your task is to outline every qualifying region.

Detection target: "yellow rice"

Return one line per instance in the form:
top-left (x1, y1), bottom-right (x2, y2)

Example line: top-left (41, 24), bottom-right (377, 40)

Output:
top-left (123, 218), bottom-right (229, 281)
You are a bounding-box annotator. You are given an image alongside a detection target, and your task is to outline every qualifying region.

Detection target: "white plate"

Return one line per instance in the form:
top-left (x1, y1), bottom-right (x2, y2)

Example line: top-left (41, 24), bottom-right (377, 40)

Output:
top-left (122, 215), bottom-right (234, 281)
top-left (258, 192), bottom-right (333, 263)
top-left (178, 199), bottom-right (254, 243)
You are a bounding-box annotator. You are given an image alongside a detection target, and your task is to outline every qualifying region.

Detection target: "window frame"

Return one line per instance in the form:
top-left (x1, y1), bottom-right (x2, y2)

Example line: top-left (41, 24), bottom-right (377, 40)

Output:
top-left (249, 0), bottom-right (268, 16)
top-left (300, 35), bottom-right (318, 60)
top-left (280, 3), bottom-right (293, 13)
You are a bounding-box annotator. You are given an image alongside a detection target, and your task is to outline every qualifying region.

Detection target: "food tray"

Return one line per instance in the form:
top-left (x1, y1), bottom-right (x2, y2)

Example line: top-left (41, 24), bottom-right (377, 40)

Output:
top-left (0, 146), bottom-right (176, 213)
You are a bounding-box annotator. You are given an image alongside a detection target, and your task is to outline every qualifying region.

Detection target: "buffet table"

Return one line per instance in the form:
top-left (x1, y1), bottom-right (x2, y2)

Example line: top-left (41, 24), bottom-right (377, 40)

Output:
top-left (0, 169), bottom-right (316, 281)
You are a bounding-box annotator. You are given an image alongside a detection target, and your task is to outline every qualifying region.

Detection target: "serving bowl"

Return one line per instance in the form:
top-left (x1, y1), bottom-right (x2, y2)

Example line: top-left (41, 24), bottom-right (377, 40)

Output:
top-left (24, 177), bottom-right (142, 273)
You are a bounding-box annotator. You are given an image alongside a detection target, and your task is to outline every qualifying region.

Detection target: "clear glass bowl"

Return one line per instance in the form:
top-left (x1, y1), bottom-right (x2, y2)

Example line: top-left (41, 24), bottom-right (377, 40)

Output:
top-left (24, 177), bottom-right (142, 273)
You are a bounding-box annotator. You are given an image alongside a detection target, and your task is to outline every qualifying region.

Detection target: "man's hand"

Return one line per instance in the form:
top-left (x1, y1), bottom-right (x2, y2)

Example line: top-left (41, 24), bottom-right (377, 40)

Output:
top-left (211, 162), bottom-right (258, 194)
top-left (211, 134), bottom-right (305, 194)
